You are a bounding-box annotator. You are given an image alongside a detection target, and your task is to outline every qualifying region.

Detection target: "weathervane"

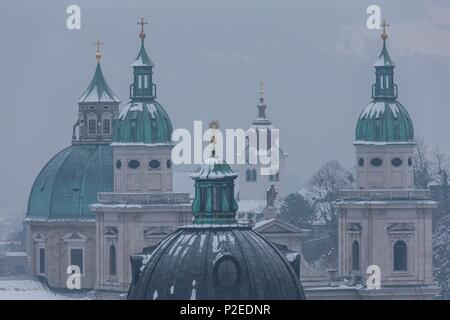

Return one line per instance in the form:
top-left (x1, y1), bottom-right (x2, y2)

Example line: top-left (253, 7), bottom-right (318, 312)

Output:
top-left (138, 17), bottom-right (148, 39)
top-left (94, 38), bottom-right (103, 62)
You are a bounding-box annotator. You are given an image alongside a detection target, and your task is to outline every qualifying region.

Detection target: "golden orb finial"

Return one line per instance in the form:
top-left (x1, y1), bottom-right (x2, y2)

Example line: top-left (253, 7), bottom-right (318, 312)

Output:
top-left (381, 19), bottom-right (389, 40)
top-left (94, 38), bottom-right (103, 62)
top-left (138, 17), bottom-right (148, 40)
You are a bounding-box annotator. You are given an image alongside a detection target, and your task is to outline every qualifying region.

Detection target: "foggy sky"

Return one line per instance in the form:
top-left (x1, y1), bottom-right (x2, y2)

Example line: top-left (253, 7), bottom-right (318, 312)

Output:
top-left (1, 0), bottom-right (450, 214)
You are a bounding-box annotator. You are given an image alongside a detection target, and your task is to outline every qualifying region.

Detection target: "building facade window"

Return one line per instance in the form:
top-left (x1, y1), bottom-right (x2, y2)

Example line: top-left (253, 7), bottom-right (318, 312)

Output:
top-left (102, 118), bottom-right (111, 135)
top-left (269, 172), bottom-right (280, 182)
top-left (88, 119), bottom-right (97, 135)
top-left (394, 240), bottom-right (407, 271)
top-left (351, 240), bottom-right (360, 271)
top-left (251, 169), bottom-right (257, 182)
top-left (109, 244), bottom-right (117, 276)
top-left (245, 169), bottom-right (251, 182)
top-left (394, 240), bottom-right (408, 271)
top-left (39, 248), bottom-right (45, 274)
top-left (70, 248), bottom-right (84, 274)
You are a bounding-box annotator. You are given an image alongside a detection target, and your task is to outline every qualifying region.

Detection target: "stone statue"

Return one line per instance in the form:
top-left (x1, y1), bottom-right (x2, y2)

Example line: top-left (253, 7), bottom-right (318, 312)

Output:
top-left (266, 184), bottom-right (278, 208)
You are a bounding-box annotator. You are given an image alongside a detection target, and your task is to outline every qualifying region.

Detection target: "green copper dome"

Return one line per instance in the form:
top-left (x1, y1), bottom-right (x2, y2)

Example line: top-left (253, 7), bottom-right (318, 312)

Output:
top-left (355, 35), bottom-right (414, 143)
top-left (27, 145), bottom-right (113, 220)
top-left (115, 101), bottom-right (173, 144)
top-left (355, 101), bottom-right (414, 143)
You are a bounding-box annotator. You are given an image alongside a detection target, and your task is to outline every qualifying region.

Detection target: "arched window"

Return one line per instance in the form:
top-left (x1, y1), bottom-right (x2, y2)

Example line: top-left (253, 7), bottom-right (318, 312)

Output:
top-left (394, 240), bottom-right (407, 271)
top-left (245, 169), bottom-right (251, 182)
top-left (251, 169), bottom-right (257, 182)
top-left (351, 240), bottom-right (360, 271)
top-left (109, 244), bottom-right (117, 276)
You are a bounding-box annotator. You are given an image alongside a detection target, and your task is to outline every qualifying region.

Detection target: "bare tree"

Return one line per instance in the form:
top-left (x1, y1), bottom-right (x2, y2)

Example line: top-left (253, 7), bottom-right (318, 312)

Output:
top-left (305, 160), bottom-right (354, 250)
top-left (413, 137), bottom-right (433, 189)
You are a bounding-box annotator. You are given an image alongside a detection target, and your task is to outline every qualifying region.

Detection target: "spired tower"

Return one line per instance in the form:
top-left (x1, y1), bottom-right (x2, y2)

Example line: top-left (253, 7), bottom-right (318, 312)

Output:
top-left (91, 20), bottom-right (191, 292)
top-left (25, 41), bottom-right (119, 289)
top-left (237, 83), bottom-right (288, 206)
top-left (336, 23), bottom-right (438, 299)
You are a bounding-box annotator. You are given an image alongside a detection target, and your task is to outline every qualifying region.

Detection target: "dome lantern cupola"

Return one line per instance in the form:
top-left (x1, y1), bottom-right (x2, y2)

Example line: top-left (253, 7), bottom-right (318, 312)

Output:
top-left (130, 18), bottom-right (156, 101)
top-left (191, 121), bottom-right (239, 224)
top-left (372, 20), bottom-right (397, 100)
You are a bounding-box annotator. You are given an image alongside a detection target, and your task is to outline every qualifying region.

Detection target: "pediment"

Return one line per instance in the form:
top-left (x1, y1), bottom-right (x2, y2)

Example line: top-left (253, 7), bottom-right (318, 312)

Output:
top-left (253, 218), bottom-right (308, 235)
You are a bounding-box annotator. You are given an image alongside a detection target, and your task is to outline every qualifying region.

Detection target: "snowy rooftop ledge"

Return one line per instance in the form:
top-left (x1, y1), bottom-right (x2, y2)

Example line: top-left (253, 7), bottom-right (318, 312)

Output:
top-left (338, 189), bottom-right (430, 201)
top-left (111, 142), bottom-right (175, 147)
top-left (97, 192), bottom-right (191, 204)
top-left (353, 140), bottom-right (415, 146)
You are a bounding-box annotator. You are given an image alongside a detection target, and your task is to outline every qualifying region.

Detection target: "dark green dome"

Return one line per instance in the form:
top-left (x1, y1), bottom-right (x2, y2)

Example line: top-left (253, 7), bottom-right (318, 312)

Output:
top-left (27, 144), bottom-right (113, 220)
top-left (114, 101), bottom-right (173, 144)
top-left (127, 226), bottom-right (305, 300)
top-left (355, 100), bottom-right (414, 143)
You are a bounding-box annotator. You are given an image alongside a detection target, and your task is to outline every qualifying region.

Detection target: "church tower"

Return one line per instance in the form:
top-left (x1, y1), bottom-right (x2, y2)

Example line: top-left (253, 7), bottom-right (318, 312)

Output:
top-left (91, 19), bottom-right (191, 292)
top-left (237, 83), bottom-right (288, 205)
top-left (113, 18), bottom-right (174, 192)
top-left (336, 23), bottom-right (438, 299)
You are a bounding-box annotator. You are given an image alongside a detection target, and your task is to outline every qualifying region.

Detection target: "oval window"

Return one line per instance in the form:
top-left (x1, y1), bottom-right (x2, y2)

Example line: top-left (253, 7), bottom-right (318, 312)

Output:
top-left (115, 160), bottom-right (122, 169)
top-left (371, 158), bottom-right (383, 167)
top-left (358, 158), bottom-right (364, 167)
top-left (408, 158), bottom-right (413, 167)
top-left (149, 160), bottom-right (161, 169)
top-left (213, 257), bottom-right (240, 289)
top-left (166, 159), bottom-right (172, 169)
top-left (128, 160), bottom-right (140, 169)
top-left (391, 158), bottom-right (402, 167)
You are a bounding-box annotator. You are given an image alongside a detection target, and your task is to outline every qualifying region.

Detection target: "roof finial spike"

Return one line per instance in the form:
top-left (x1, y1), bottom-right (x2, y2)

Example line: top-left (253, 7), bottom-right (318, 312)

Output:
top-left (208, 120), bottom-right (220, 157)
top-left (381, 19), bottom-right (389, 41)
top-left (259, 81), bottom-right (264, 103)
top-left (94, 38), bottom-right (103, 62)
top-left (138, 17), bottom-right (148, 40)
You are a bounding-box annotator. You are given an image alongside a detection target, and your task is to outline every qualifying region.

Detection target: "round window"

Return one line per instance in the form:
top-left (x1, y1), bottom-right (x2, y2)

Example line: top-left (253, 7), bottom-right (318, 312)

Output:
top-left (391, 158), bottom-right (402, 167)
top-left (213, 257), bottom-right (240, 289)
top-left (149, 160), bottom-right (161, 169)
top-left (115, 160), bottom-right (122, 169)
top-left (408, 158), bottom-right (413, 167)
top-left (166, 159), bottom-right (172, 169)
top-left (358, 158), bottom-right (364, 167)
top-left (371, 158), bottom-right (383, 167)
top-left (128, 160), bottom-right (140, 169)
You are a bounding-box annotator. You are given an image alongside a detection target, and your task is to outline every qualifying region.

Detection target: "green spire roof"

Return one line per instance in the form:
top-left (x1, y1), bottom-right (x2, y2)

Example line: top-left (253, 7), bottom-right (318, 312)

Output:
top-left (374, 39), bottom-right (395, 67)
top-left (132, 40), bottom-right (154, 67)
top-left (355, 30), bottom-right (414, 144)
top-left (78, 63), bottom-right (120, 103)
top-left (191, 156), bottom-right (239, 225)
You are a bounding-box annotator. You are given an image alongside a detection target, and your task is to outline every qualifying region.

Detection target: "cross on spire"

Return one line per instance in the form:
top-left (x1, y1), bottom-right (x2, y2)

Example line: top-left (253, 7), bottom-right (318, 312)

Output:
top-left (138, 17), bottom-right (148, 39)
top-left (94, 38), bottom-right (103, 62)
top-left (381, 19), bottom-right (389, 40)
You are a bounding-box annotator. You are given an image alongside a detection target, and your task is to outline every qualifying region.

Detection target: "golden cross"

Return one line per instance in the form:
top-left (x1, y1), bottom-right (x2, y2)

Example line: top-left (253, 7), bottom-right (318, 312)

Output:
top-left (381, 19), bottom-right (389, 34)
top-left (138, 17), bottom-right (148, 33)
top-left (259, 81), bottom-right (264, 97)
top-left (94, 38), bottom-right (103, 61)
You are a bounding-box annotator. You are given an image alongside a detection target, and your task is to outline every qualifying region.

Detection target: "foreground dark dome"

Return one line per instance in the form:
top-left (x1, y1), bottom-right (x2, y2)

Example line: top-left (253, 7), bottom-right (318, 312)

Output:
top-left (127, 225), bottom-right (305, 300)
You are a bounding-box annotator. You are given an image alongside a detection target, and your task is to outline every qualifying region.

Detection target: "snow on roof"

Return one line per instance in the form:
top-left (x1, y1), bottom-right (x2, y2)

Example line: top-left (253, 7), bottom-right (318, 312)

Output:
top-left (237, 200), bottom-right (266, 213)
top-left (5, 252), bottom-right (27, 257)
top-left (360, 102), bottom-right (400, 120)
